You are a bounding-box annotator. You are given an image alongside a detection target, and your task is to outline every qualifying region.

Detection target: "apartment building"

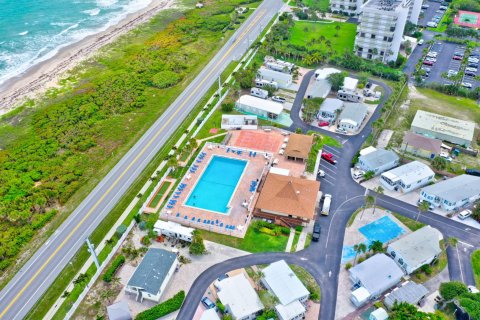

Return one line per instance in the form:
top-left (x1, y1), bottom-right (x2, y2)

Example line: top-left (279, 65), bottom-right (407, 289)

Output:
top-left (355, 0), bottom-right (409, 62)
top-left (331, 0), bottom-right (363, 16)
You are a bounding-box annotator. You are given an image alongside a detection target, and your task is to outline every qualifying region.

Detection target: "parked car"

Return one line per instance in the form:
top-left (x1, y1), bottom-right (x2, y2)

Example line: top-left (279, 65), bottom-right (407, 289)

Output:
top-left (353, 170), bottom-right (365, 180)
top-left (423, 60), bottom-right (434, 66)
top-left (321, 152), bottom-right (337, 164)
top-left (418, 39), bottom-right (424, 45)
top-left (318, 169), bottom-right (326, 177)
top-left (468, 62), bottom-right (478, 68)
top-left (453, 55), bottom-right (463, 60)
top-left (468, 286), bottom-right (480, 293)
top-left (468, 57), bottom-right (479, 63)
top-left (421, 4), bottom-right (429, 8)
top-left (439, 5), bottom-right (448, 10)
top-left (322, 194), bottom-right (332, 216)
top-left (440, 152), bottom-right (453, 162)
top-left (272, 96), bottom-right (286, 103)
top-left (427, 21), bottom-right (438, 27)
top-left (447, 70), bottom-right (458, 76)
top-left (425, 57), bottom-right (437, 62)
top-left (201, 297), bottom-right (216, 309)
top-left (458, 209), bottom-right (472, 220)
top-left (418, 199), bottom-right (434, 211)
top-left (466, 168), bottom-right (480, 177)
top-left (318, 121), bottom-right (330, 127)
top-left (466, 67), bottom-right (478, 73)
top-left (365, 82), bottom-right (373, 89)
top-left (465, 71), bottom-right (476, 77)
top-left (335, 127), bottom-right (347, 134)
top-left (427, 52), bottom-right (438, 58)
top-left (312, 222), bottom-right (321, 241)
top-left (462, 82), bottom-right (473, 89)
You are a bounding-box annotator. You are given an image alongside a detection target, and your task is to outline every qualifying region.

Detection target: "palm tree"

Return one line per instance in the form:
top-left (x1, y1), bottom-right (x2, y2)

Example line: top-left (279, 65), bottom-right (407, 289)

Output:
top-left (189, 138), bottom-right (198, 151)
top-left (417, 200), bottom-right (430, 221)
top-left (167, 156), bottom-right (178, 172)
top-left (353, 243), bottom-right (367, 265)
top-left (373, 186), bottom-right (384, 195)
top-left (360, 194), bottom-right (375, 220)
top-left (446, 237), bottom-right (458, 248)
top-left (251, 269), bottom-right (265, 290)
top-left (369, 240), bottom-right (384, 253)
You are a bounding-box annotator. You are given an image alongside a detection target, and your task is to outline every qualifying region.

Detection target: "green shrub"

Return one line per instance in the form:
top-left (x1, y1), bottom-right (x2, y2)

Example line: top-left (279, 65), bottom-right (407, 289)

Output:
top-left (421, 264), bottom-right (432, 275)
top-left (259, 227), bottom-right (276, 235)
top-left (216, 300), bottom-right (226, 313)
top-left (103, 255), bottom-right (125, 283)
top-left (345, 262), bottom-right (352, 270)
top-left (150, 71), bottom-right (182, 89)
top-left (281, 227), bottom-right (291, 235)
top-left (295, 225), bottom-right (303, 232)
top-left (135, 291), bottom-right (185, 320)
top-left (116, 224), bottom-right (127, 237)
top-left (221, 102), bottom-right (234, 112)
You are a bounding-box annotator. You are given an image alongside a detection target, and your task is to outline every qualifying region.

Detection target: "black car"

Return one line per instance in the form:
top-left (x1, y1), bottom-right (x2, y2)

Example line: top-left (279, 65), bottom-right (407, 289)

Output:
top-left (201, 297), bottom-right (216, 309)
top-left (466, 168), bottom-right (480, 177)
top-left (312, 222), bottom-right (321, 242)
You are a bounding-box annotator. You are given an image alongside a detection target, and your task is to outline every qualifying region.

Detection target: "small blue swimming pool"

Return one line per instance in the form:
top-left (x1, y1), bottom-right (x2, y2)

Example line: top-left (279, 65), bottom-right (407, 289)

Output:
top-left (342, 216), bottom-right (405, 263)
top-left (186, 156), bottom-right (247, 214)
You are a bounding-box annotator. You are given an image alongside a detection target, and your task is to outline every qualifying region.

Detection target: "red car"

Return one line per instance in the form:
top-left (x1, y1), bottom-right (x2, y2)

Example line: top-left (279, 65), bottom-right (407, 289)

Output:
top-left (318, 121), bottom-right (330, 127)
top-left (423, 60), bottom-right (434, 66)
top-left (453, 55), bottom-right (463, 60)
top-left (321, 152), bottom-right (337, 164)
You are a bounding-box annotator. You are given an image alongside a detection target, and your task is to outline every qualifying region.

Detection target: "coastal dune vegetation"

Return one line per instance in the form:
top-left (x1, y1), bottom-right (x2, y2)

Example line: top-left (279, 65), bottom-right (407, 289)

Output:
top-left (0, 0), bottom-right (258, 276)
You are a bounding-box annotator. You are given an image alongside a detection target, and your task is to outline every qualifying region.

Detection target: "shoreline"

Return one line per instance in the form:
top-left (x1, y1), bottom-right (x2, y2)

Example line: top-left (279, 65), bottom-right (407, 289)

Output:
top-left (0, 0), bottom-right (176, 116)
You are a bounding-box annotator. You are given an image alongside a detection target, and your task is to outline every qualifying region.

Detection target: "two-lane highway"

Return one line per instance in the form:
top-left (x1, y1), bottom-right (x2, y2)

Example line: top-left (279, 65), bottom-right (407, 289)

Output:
top-left (0, 1), bottom-right (284, 318)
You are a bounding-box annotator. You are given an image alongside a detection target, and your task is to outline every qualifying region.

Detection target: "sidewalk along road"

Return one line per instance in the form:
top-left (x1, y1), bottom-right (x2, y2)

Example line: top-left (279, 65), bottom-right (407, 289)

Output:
top-left (0, 1), bottom-right (284, 318)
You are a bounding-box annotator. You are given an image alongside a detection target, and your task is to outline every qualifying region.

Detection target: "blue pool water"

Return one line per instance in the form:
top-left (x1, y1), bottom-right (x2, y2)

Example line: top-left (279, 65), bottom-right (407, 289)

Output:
top-left (342, 216), bottom-right (405, 263)
top-left (186, 156), bottom-right (247, 214)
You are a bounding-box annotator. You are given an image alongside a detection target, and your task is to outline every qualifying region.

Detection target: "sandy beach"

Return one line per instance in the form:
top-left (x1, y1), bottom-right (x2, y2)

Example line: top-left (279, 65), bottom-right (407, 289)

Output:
top-left (0, 0), bottom-right (176, 116)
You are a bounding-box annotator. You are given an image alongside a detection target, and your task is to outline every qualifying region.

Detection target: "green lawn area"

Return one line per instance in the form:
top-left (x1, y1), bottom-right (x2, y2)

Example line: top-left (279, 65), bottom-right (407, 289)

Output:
top-left (288, 21), bottom-right (356, 56)
top-left (427, 8), bottom-right (451, 32)
top-left (305, 131), bottom-right (342, 172)
top-left (289, 264), bottom-right (321, 302)
top-left (411, 240), bottom-right (448, 283)
top-left (301, 0), bottom-right (330, 11)
top-left (472, 250), bottom-right (480, 288)
top-left (198, 226), bottom-right (289, 253)
top-left (149, 181), bottom-right (172, 207)
top-left (392, 212), bottom-right (425, 232)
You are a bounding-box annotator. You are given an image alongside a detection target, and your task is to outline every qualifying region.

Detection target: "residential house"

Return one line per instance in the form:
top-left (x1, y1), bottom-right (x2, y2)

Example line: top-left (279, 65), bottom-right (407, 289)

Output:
top-left (125, 248), bottom-right (178, 303)
top-left (235, 95), bottom-right (283, 120)
top-left (306, 78), bottom-right (332, 99)
top-left (420, 174), bottom-right (480, 211)
top-left (387, 226), bottom-right (442, 274)
top-left (284, 133), bottom-right (314, 162)
top-left (384, 281), bottom-right (429, 309)
top-left (317, 98), bottom-right (344, 123)
top-left (254, 173), bottom-right (320, 227)
top-left (401, 132), bottom-right (442, 159)
top-left (106, 301), bottom-right (132, 320)
top-left (358, 148), bottom-right (400, 174)
top-left (343, 77), bottom-right (359, 92)
top-left (153, 220), bottom-right (194, 242)
top-left (369, 308), bottom-right (389, 320)
top-left (216, 274), bottom-right (264, 320)
top-left (262, 260), bottom-right (310, 320)
top-left (411, 110), bottom-right (475, 147)
top-left (380, 160), bottom-right (435, 192)
top-left (338, 102), bottom-right (368, 132)
top-left (349, 254), bottom-right (404, 306)
top-left (200, 309), bottom-right (221, 320)
top-left (257, 67), bottom-right (293, 89)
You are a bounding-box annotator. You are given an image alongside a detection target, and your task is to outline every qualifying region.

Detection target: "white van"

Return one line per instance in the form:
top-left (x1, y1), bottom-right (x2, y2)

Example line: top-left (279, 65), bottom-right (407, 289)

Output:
top-left (322, 194), bottom-right (332, 216)
top-left (458, 209), bottom-right (472, 220)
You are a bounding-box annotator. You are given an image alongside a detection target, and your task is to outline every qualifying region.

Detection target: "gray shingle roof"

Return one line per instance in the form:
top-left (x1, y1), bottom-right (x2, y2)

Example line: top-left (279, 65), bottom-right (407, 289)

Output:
top-left (359, 149), bottom-right (399, 170)
top-left (127, 248), bottom-right (177, 295)
top-left (339, 103), bottom-right (368, 125)
top-left (421, 174), bottom-right (480, 203)
top-left (384, 281), bottom-right (429, 309)
top-left (319, 98), bottom-right (343, 113)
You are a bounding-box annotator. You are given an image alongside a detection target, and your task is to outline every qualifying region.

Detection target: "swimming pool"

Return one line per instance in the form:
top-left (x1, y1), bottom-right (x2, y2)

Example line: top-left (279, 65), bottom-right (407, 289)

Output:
top-left (185, 156), bottom-right (247, 214)
top-left (342, 216), bottom-right (405, 263)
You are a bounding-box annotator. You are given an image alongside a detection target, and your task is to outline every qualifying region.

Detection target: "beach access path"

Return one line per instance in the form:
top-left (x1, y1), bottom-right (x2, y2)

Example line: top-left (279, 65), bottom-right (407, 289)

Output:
top-left (0, 0), bottom-right (284, 318)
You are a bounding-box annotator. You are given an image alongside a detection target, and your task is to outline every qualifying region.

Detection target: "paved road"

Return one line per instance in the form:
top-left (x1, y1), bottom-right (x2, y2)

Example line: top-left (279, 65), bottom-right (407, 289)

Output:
top-left (178, 72), bottom-right (480, 320)
top-left (0, 1), bottom-right (284, 319)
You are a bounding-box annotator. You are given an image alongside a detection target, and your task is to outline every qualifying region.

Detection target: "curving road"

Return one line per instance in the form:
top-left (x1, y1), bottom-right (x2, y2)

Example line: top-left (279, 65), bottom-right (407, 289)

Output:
top-left (0, 1), bottom-right (285, 319)
top-left (178, 71), bottom-right (480, 320)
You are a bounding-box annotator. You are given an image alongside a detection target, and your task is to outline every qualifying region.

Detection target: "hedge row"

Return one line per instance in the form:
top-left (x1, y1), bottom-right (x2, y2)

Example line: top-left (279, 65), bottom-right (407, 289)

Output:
top-left (102, 255), bottom-right (125, 283)
top-left (135, 291), bottom-right (185, 320)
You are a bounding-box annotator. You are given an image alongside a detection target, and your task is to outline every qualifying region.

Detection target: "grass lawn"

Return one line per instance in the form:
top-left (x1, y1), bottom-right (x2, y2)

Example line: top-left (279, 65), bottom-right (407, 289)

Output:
top-left (472, 250), bottom-right (480, 288)
top-left (149, 181), bottom-right (172, 207)
top-left (411, 240), bottom-right (448, 283)
top-left (288, 21), bottom-right (356, 56)
top-left (305, 131), bottom-right (342, 172)
top-left (290, 231), bottom-right (301, 252)
top-left (301, 0), bottom-right (330, 11)
top-left (289, 264), bottom-right (321, 302)
top-left (427, 8), bottom-right (451, 32)
top-left (392, 212), bottom-right (425, 231)
top-left (198, 226), bottom-right (289, 253)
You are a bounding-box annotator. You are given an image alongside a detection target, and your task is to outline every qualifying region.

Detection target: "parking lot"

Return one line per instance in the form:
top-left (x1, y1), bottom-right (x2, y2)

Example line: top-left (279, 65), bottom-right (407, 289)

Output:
top-left (318, 144), bottom-right (342, 187)
top-left (419, 41), bottom-right (479, 90)
top-left (418, 1), bottom-right (446, 28)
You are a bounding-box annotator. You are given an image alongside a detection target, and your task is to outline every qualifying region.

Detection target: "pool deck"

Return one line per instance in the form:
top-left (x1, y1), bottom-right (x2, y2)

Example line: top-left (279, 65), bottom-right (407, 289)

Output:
top-left (160, 143), bottom-right (269, 238)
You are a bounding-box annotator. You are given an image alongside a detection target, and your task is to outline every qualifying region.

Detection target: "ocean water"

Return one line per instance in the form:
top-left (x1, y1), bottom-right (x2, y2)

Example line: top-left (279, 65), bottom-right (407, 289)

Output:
top-left (0, 0), bottom-right (153, 86)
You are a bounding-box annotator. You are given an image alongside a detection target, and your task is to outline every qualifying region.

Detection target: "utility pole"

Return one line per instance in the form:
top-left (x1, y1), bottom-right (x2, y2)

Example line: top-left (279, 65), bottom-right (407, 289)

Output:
top-left (218, 75), bottom-right (222, 97)
top-left (85, 238), bottom-right (100, 269)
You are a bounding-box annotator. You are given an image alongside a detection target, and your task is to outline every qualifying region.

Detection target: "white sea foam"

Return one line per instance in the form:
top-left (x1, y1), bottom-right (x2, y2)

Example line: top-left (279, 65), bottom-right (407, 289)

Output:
top-left (83, 8), bottom-right (101, 16)
top-left (18, 31), bottom-right (29, 36)
top-left (96, 0), bottom-right (119, 7)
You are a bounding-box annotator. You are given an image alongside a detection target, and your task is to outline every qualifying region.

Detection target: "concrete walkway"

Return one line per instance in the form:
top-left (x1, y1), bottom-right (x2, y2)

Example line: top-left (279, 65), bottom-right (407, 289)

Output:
top-left (295, 228), bottom-right (308, 252)
top-left (285, 228), bottom-right (296, 252)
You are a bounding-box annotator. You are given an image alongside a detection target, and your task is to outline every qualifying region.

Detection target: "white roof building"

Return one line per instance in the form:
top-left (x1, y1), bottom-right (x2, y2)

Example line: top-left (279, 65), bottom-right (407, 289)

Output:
top-left (257, 67), bottom-right (293, 89)
top-left (360, 146), bottom-right (377, 156)
top-left (236, 95), bottom-right (284, 120)
top-left (411, 110), bottom-right (475, 146)
top-left (217, 274), bottom-right (264, 320)
top-left (420, 174), bottom-right (480, 211)
top-left (275, 300), bottom-right (306, 320)
top-left (154, 220), bottom-right (194, 242)
top-left (314, 68), bottom-right (341, 80)
top-left (343, 77), bottom-right (359, 92)
top-left (380, 161), bottom-right (435, 192)
top-left (369, 308), bottom-right (389, 320)
top-left (200, 309), bottom-right (221, 320)
top-left (358, 148), bottom-right (400, 174)
top-left (387, 226), bottom-right (443, 274)
top-left (349, 254), bottom-right (404, 306)
top-left (221, 115), bottom-right (258, 130)
top-left (338, 102), bottom-right (368, 132)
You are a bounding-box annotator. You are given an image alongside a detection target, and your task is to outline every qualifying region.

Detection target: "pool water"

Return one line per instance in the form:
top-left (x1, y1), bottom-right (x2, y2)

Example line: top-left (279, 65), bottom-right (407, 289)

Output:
top-left (186, 156), bottom-right (247, 213)
top-left (342, 216), bottom-right (405, 263)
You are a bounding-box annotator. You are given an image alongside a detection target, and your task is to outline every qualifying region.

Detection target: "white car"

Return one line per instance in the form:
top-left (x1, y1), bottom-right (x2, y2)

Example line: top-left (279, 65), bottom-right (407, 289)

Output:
top-left (272, 96), bottom-right (286, 103)
top-left (468, 57), bottom-right (480, 63)
top-left (317, 170), bottom-right (326, 178)
top-left (418, 39), bottom-right (424, 45)
top-left (462, 82), bottom-right (473, 88)
top-left (468, 286), bottom-right (480, 293)
top-left (427, 52), bottom-right (437, 58)
top-left (458, 209), bottom-right (472, 220)
top-left (440, 152), bottom-right (453, 162)
top-left (427, 21), bottom-right (438, 28)
top-left (353, 170), bottom-right (365, 180)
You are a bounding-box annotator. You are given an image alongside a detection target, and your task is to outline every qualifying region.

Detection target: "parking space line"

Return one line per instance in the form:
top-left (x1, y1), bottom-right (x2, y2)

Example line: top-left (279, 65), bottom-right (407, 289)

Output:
top-left (322, 146), bottom-right (341, 156)
top-left (319, 162), bottom-right (336, 173)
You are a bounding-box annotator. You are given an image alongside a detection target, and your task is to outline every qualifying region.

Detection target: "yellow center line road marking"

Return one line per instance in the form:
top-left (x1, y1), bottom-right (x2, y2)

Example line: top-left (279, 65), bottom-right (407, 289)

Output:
top-left (0, 8), bottom-right (267, 318)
